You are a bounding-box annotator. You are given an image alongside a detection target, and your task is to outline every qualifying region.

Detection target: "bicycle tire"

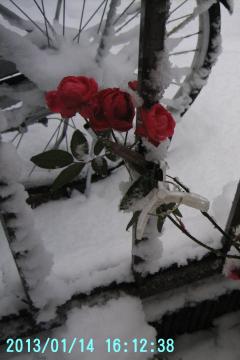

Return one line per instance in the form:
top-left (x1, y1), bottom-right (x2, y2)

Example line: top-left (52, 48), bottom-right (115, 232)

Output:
top-left (168, 0), bottom-right (221, 116)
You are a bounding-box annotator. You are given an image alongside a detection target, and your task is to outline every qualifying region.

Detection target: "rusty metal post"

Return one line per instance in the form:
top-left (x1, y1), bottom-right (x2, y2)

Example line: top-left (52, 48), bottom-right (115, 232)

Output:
top-left (222, 181), bottom-right (240, 254)
top-left (132, 0), bottom-right (170, 276)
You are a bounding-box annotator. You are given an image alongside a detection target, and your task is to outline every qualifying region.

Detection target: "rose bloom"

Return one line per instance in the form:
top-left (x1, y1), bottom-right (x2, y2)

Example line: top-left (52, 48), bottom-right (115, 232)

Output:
top-left (88, 88), bottom-right (135, 132)
top-left (136, 103), bottom-right (176, 146)
top-left (128, 80), bottom-right (138, 91)
top-left (228, 267), bottom-right (240, 280)
top-left (45, 76), bottom-right (98, 118)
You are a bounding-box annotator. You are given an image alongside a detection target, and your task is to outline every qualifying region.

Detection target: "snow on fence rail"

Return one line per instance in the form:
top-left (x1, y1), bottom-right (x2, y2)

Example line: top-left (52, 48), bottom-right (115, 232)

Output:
top-left (0, 139), bottom-right (53, 313)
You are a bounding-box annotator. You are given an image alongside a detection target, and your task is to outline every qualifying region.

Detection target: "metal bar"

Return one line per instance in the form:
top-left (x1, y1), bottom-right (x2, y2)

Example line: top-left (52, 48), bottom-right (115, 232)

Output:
top-left (0, 201), bottom-right (36, 314)
top-left (54, 0), bottom-right (63, 22)
top-left (137, 0), bottom-right (170, 108)
top-left (222, 181), bottom-right (240, 254)
top-left (132, 0), bottom-right (170, 278)
top-left (97, 0), bottom-right (109, 34)
top-left (77, 0), bottom-right (86, 42)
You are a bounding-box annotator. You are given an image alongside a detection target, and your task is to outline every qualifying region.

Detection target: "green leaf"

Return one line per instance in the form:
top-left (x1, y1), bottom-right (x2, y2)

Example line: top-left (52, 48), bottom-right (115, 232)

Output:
top-left (173, 208), bottom-right (183, 218)
top-left (157, 217), bottom-right (164, 232)
top-left (92, 157), bottom-right (108, 176)
top-left (104, 139), bottom-right (151, 175)
top-left (105, 152), bottom-right (119, 162)
top-left (120, 175), bottom-right (156, 211)
top-left (51, 163), bottom-right (85, 192)
top-left (94, 138), bottom-right (105, 156)
top-left (126, 211), bottom-right (141, 231)
top-left (70, 129), bottom-right (89, 160)
top-left (156, 203), bottom-right (182, 218)
top-left (31, 150), bottom-right (73, 169)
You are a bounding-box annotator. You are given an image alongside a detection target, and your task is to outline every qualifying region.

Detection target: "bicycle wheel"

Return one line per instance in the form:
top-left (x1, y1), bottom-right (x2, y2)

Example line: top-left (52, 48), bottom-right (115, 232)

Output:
top-left (166, 0), bottom-right (221, 115)
top-left (0, 0), bottom-right (221, 184)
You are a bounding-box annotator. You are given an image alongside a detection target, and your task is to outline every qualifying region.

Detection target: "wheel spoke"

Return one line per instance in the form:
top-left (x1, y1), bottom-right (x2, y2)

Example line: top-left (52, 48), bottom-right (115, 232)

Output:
top-left (32, 0), bottom-right (56, 37)
top-left (167, 13), bottom-right (192, 24)
top-left (10, 131), bottom-right (21, 143)
top-left (115, 9), bottom-right (140, 33)
top-left (181, 31), bottom-right (201, 39)
top-left (62, 0), bottom-right (66, 36)
top-left (113, 0), bottom-right (136, 25)
top-left (71, 118), bottom-right (77, 129)
top-left (73, 0), bottom-right (107, 41)
top-left (98, 0), bottom-right (109, 34)
top-left (40, 0), bottom-right (50, 46)
top-left (53, 119), bottom-right (68, 149)
top-left (16, 133), bottom-right (24, 149)
top-left (54, 0), bottom-right (62, 22)
top-left (169, 49), bottom-right (199, 56)
top-left (9, 0), bottom-right (50, 40)
top-left (65, 128), bottom-right (69, 152)
top-left (28, 119), bottom-right (63, 177)
top-left (169, 0), bottom-right (189, 17)
top-left (167, 10), bottom-right (198, 37)
top-left (77, 0), bottom-right (86, 43)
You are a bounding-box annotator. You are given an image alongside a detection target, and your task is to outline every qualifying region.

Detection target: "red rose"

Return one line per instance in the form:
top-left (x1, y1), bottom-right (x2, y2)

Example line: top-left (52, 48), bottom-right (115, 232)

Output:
top-left (228, 267), bottom-right (240, 280)
top-left (45, 76), bottom-right (98, 118)
top-left (136, 104), bottom-right (175, 146)
top-left (45, 90), bottom-right (61, 114)
top-left (87, 92), bottom-right (110, 131)
top-left (89, 88), bottom-right (135, 132)
top-left (45, 90), bottom-right (76, 118)
top-left (58, 76), bottom-right (98, 105)
top-left (128, 80), bottom-right (138, 91)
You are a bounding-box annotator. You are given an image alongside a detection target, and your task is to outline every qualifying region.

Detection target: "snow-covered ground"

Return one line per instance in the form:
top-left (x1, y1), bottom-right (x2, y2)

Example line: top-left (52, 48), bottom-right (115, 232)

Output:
top-left (0, 0), bottom-right (240, 359)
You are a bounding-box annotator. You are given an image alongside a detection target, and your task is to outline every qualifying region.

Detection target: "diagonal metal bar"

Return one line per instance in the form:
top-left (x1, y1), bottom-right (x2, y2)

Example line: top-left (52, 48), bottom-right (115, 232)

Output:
top-left (54, 0), bottom-right (63, 22)
top-left (97, 0), bottom-right (109, 34)
top-left (95, 0), bottom-right (119, 64)
top-left (77, 0), bottom-right (86, 43)
top-left (0, 4), bottom-right (33, 31)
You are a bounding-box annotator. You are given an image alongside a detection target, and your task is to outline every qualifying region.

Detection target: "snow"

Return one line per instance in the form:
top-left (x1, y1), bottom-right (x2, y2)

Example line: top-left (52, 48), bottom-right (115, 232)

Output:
top-left (143, 274), bottom-right (240, 323)
top-left (0, 142), bottom-right (53, 308)
top-left (167, 311), bottom-right (240, 360)
top-left (0, 0), bottom-right (240, 358)
top-left (0, 110), bottom-right (8, 132)
top-left (0, 294), bottom-right (156, 360)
